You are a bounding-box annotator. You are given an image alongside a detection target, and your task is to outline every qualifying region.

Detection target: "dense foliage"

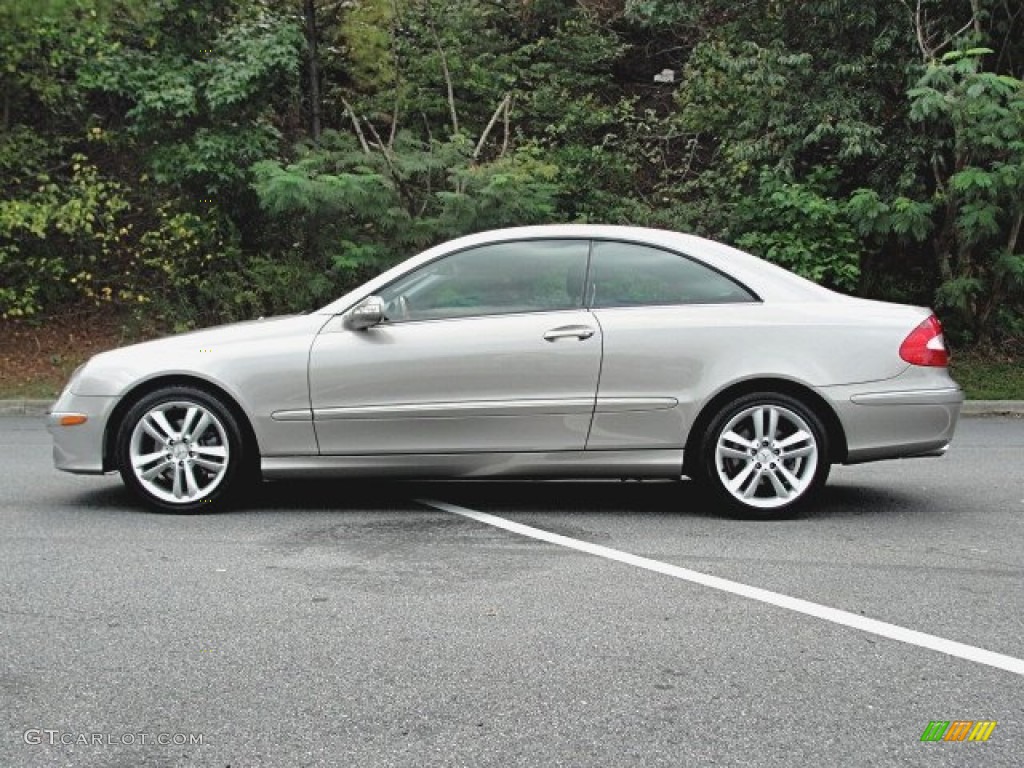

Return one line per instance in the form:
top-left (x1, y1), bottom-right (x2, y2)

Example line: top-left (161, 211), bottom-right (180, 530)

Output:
top-left (1, 0), bottom-right (1021, 341)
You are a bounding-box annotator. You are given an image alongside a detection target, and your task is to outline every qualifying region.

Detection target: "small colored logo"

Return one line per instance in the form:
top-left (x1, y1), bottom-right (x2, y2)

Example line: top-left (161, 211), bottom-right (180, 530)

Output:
top-left (920, 720), bottom-right (997, 742)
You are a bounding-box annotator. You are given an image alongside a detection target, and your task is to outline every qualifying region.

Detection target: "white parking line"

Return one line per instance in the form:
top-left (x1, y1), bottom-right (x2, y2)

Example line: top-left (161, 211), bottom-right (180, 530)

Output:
top-left (421, 499), bottom-right (1024, 678)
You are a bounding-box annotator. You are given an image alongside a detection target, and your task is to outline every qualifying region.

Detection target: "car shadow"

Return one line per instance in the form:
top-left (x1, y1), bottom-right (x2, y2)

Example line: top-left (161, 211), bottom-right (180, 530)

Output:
top-left (60, 477), bottom-right (928, 522)
top-left (243, 477), bottom-right (928, 522)
top-left (422, 478), bottom-right (927, 522)
top-left (808, 482), bottom-right (923, 520)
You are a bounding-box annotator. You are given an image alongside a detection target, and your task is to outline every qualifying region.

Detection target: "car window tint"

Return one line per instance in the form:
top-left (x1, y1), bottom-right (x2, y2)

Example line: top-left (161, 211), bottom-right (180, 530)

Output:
top-left (589, 241), bottom-right (756, 307)
top-left (379, 240), bottom-right (591, 321)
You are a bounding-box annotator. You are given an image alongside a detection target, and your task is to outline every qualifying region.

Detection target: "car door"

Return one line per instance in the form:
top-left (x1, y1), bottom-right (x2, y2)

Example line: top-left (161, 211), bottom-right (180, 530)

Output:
top-left (585, 239), bottom-right (761, 450)
top-left (308, 239), bottom-right (603, 455)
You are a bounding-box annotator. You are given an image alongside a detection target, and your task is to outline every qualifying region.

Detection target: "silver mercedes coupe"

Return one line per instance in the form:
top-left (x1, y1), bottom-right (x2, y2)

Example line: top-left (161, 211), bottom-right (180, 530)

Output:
top-left (48, 225), bottom-right (963, 517)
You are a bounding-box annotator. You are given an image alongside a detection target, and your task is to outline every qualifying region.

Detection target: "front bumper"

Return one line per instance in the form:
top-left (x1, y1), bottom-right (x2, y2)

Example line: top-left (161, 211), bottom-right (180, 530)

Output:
top-left (47, 390), bottom-right (121, 475)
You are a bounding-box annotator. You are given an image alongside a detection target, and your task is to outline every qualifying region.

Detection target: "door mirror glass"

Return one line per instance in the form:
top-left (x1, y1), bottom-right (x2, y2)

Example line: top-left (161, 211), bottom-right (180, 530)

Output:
top-left (344, 296), bottom-right (385, 330)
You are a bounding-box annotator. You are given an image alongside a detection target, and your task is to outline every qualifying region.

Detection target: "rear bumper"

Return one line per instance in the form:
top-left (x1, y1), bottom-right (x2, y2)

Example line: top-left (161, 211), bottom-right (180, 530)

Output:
top-left (826, 382), bottom-right (963, 465)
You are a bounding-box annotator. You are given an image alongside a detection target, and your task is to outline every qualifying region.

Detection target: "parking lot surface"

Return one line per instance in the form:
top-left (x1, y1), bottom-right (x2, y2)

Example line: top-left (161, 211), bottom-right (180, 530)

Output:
top-left (1, 416), bottom-right (1022, 767)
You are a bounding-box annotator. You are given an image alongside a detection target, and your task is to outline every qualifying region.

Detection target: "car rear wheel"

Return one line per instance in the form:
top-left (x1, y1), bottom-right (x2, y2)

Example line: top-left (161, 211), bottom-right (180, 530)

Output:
top-left (116, 386), bottom-right (249, 513)
top-left (699, 392), bottom-right (830, 519)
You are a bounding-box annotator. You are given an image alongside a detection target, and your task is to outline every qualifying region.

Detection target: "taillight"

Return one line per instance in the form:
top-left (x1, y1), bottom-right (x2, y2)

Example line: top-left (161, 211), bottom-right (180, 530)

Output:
top-left (899, 315), bottom-right (949, 367)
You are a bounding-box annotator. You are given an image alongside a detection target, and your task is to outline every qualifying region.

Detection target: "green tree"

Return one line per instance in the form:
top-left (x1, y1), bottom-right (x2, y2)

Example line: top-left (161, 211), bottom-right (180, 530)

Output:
top-left (2, 0), bottom-right (1022, 345)
top-left (252, 0), bottom-right (621, 285)
top-left (908, 48), bottom-right (1023, 339)
top-left (0, 1), bottom-right (124, 317)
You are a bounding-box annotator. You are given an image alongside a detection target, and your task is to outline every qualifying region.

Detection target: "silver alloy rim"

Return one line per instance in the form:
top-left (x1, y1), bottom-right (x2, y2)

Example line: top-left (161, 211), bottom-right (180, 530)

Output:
top-left (714, 404), bottom-right (818, 509)
top-left (129, 400), bottom-right (230, 504)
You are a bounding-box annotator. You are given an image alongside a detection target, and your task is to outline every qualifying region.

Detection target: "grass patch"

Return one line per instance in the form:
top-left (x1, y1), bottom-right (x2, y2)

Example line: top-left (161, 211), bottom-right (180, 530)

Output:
top-left (0, 311), bottom-right (153, 402)
top-left (0, 380), bottom-right (66, 401)
top-left (950, 354), bottom-right (1024, 400)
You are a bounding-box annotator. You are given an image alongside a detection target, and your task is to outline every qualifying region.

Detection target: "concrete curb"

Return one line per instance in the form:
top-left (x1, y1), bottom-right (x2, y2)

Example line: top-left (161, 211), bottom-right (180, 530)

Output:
top-left (2, 398), bottom-right (1022, 418)
top-left (959, 400), bottom-right (1024, 417)
top-left (0, 399), bottom-right (54, 416)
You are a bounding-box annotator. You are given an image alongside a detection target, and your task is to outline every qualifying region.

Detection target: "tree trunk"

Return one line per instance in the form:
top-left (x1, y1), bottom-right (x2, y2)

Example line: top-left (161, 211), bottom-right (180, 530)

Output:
top-left (304, 0), bottom-right (322, 144)
top-left (975, 208), bottom-right (1023, 341)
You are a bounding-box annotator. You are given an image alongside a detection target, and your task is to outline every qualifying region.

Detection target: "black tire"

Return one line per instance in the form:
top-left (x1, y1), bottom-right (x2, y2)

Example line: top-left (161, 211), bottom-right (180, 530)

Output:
top-left (116, 385), bottom-right (252, 513)
top-left (697, 392), bottom-right (831, 519)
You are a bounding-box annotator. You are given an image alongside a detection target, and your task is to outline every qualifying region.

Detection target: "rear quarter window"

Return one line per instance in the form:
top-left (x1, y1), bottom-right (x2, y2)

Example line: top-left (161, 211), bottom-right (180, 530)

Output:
top-left (589, 241), bottom-right (756, 307)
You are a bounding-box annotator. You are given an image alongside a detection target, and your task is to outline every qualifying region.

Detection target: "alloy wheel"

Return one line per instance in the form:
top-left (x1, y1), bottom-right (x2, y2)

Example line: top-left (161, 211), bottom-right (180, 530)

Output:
top-left (128, 400), bottom-right (231, 505)
top-left (713, 403), bottom-right (819, 510)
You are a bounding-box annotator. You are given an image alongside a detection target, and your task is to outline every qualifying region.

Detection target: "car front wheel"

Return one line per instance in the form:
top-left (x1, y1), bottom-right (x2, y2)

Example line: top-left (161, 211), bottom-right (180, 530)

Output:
top-left (699, 393), bottom-right (830, 519)
top-left (116, 386), bottom-right (249, 513)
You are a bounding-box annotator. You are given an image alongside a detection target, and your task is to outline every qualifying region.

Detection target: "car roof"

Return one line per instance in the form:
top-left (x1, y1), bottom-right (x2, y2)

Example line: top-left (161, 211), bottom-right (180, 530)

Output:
top-left (318, 225), bottom-right (836, 314)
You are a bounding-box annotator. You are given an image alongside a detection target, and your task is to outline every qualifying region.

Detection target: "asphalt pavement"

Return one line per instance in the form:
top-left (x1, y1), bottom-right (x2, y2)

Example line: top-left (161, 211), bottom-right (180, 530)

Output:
top-left (1, 415), bottom-right (1022, 767)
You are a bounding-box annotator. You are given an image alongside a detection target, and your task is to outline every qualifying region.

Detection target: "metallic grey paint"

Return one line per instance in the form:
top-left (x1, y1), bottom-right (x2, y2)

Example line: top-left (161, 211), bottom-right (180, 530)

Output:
top-left (48, 225), bottom-right (963, 496)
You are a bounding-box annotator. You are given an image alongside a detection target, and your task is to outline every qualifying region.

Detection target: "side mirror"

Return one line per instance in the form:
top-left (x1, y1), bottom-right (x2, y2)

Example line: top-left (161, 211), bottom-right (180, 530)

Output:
top-left (344, 296), bottom-right (385, 330)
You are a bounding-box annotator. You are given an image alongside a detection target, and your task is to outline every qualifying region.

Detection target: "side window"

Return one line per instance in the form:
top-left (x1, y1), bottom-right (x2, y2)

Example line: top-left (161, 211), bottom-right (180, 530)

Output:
top-left (379, 240), bottom-right (590, 322)
top-left (589, 241), bottom-right (756, 307)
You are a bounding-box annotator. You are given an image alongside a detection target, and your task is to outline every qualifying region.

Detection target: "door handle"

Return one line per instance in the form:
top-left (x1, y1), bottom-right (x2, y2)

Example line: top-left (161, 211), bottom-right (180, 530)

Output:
top-left (543, 325), bottom-right (596, 342)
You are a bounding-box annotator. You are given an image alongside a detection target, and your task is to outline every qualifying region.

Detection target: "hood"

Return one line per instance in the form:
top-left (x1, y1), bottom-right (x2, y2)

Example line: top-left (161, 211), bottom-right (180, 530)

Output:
top-left (72, 314), bottom-right (329, 397)
top-left (107, 314), bottom-right (309, 354)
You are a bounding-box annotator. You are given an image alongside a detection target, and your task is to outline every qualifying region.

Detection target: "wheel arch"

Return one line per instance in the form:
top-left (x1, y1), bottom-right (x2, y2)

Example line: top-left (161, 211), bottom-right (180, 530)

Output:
top-left (102, 375), bottom-right (260, 473)
top-left (684, 378), bottom-right (848, 474)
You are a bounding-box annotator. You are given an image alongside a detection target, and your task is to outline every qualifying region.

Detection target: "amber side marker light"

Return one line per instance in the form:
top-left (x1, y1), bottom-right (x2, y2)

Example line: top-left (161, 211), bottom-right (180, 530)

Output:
top-left (59, 414), bottom-right (88, 426)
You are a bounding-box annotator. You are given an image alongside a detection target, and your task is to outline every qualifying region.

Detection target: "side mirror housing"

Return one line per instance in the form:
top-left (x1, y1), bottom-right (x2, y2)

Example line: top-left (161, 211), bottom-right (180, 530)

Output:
top-left (344, 296), bottom-right (385, 330)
